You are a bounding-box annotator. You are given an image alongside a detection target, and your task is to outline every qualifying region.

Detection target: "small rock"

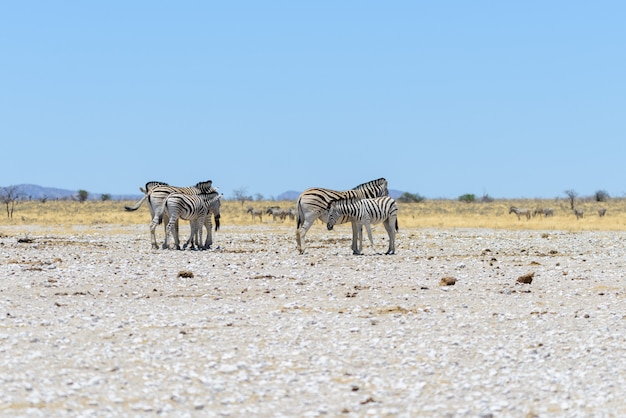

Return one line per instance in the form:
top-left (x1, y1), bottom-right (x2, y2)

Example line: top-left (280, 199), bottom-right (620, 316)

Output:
top-left (439, 277), bottom-right (456, 286)
top-left (517, 272), bottom-right (535, 284)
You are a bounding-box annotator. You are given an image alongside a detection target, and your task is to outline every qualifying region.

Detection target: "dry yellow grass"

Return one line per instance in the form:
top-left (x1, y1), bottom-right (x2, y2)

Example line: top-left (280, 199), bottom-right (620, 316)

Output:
top-left (0, 197), bottom-right (624, 233)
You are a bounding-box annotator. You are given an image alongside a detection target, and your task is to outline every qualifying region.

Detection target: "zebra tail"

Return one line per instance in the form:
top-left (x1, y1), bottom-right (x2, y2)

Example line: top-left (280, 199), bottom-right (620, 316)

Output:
top-left (296, 199), bottom-right (304, 229)
top-left (395, 218), bottom-right (399, 232)
top-left (214, 213), bottom-right (221, 231)
top-left (124, 194), bottom-right (148, 212)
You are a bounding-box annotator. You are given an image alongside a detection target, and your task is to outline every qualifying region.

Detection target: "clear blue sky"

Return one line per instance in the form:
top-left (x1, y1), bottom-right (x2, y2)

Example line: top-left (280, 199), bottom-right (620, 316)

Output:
top-left (2, 2), bottom-right (625, 199)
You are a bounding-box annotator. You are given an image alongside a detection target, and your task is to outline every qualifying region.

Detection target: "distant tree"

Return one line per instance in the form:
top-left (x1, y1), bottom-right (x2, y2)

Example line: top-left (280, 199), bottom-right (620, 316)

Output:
top-left (564, 189), bottom-right (578, 210)
top-left (232, 187), bottom-right (252, 208)
top-left (254, 193), bottom-right (264, 201)
top-left (77, 190), bottom-right (89, 203)
top-left (0, 185), bottom-right (21, 218)
top-left (100, 193), bottom-right (112, 201)
top-left (594, 190), bottom-right (610, 202)
top-left (40, 195), bottom-right (48, 203)
top-left (397, 192), bottom-right (425, 203)
top-left (458, 193), bottom-right (475, 203)
top-left (480, 193), bottom-right (494, 203)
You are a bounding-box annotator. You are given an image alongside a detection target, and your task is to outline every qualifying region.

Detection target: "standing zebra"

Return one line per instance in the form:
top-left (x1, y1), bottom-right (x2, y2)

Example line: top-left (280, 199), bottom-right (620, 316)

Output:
top-left (246, 206), bottom-right (263, 223)
top-left (151, 191), bottom-right (222, 250)
top-left (295, 178), bottom-right (388, 254)
top-left (327, 196), bottom-right (398, 255)
top-left (573, 208), bottom-right (584, 219)
top-left (125, 180), bottom-right (217, 249)
top-left (509, 206), bottom-right (531, 220)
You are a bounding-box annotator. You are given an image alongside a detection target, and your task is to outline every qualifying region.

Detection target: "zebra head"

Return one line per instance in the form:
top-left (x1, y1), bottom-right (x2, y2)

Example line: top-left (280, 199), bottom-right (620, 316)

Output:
top-left (327, 202), bottom-right (340, 230)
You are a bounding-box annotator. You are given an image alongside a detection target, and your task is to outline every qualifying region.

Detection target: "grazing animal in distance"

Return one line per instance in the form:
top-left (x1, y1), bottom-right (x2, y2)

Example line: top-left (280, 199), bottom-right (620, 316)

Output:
top-left (509, 206), bottom-right (531, 220)
top-left (598, 208), bottom-right (607, 217)
top-left (573, 208), bottom-right (584, 219)
top-left (246, 206), bottom-right (263, 223)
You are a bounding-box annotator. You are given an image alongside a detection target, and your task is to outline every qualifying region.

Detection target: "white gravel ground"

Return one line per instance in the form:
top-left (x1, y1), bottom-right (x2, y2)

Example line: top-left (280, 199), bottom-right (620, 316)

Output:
top-left (1, 224), bottom-right (625, 417)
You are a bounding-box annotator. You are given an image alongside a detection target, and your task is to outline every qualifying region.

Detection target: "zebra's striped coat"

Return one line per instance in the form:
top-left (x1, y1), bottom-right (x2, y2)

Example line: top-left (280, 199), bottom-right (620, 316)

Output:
top-left (125, 180), bottom-right (217, 249)
top-left (151, 191), bottom-right (222, 250)
top-left (327, 196), bottom-right (398, 255)
top-left (295, 178), bottom-right (389, 254)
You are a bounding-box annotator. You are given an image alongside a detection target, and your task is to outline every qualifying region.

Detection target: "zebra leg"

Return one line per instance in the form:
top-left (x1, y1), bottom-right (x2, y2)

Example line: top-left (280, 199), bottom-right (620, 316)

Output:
top-left (350, 221), bottom-right (360, 255)
top-left (204, 217), bottom-right (213, 249)
top-left (364, 221), bottom-right (375, 253)
top-left (165, 215), bottom-right (181, 250)
top-left (149, 219), bottom-right (160, 250)
top-left (196, 215), bottom-right (204, 250)
top-left (383, 219), bottom-right (396, 255)
top-left (296, 216), bottom-right (317, 254)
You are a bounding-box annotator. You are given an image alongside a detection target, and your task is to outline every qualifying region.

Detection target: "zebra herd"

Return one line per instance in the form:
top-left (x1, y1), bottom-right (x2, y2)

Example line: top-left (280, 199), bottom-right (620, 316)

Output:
top-left (510, 205), bottom-right (607, 221)
top-left (125, 180), bottom-right (222, 250)
top-left (126, 177), bottom-right (398, 255)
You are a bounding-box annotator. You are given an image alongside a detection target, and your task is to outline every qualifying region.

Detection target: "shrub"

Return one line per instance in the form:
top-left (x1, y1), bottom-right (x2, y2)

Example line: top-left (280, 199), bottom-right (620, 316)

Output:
top-left (397, 192), bottom-right (425, 203)
top-left (458, 193), bottom-right (475, 203)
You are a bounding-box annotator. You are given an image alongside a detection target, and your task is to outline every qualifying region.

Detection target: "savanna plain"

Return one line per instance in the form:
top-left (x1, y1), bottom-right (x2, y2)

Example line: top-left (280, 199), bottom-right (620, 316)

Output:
top-left (1, 198), bottom-right (626, 417)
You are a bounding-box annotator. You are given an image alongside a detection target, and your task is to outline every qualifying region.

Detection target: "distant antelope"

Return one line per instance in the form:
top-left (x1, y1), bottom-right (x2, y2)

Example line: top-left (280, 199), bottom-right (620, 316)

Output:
top-left (246, 206), bottom-right (263, 223)
top-left (573, 208), bottom-right (584, 219)
top-left (509, 206), bottom-right (531, 220)
top-left (598, 208), bottom-right (607, 217)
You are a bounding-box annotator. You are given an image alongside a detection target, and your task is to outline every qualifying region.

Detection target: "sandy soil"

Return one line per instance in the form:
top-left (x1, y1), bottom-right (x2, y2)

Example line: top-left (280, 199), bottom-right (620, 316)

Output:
top-left (1, 223), bottom-right (625, 417)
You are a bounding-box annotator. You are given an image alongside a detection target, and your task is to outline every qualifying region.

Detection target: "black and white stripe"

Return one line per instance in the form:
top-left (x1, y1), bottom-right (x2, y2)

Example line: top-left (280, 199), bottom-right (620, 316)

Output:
top-left (295, 178), bottom-right (389, 254)
top-left (327, 196), bottom-right (398, 255)
top-left (151, 191), bottom-right (222, 250)
top-left (126, 180), bottom-right (217, 249)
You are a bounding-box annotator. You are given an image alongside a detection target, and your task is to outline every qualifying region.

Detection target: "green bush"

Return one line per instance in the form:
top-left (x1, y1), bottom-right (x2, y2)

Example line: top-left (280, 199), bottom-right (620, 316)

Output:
top-left (458, 193), bottom-right (475, 203)
top-left (397, 192), bottom-right (425, 203)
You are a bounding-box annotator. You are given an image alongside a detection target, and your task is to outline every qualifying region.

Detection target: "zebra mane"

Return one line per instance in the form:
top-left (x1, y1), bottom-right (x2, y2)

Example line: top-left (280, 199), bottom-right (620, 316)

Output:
top-left (327, 196), bottom-right (360, 210)
top-left (195, 180), bottom-right (213, 190)
top-left (145, 181), bottom-right (168, 189)
top-left (351, 178), bottom-right (387, 191)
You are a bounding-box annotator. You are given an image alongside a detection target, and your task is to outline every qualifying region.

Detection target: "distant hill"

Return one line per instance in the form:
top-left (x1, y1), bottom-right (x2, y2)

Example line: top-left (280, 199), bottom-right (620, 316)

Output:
top-left (2, 184), bottom-right (406, 202)
top-left (276, 189), bottom-right (404, 201)
top-left (2, 184), bottom-right (141, 201)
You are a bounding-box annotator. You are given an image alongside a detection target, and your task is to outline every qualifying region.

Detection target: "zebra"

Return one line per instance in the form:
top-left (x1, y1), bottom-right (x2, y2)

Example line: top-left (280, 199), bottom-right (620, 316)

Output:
top-left (295, 178), bottom-right (389, 254)
top-left (246, 206), bottom-right (263, 223)
top-left (327, 196), bottom-right (398, 255)
top-left (151, 191), bottom-right (222, 250)
top-left (543, 208), bottom-right (554, 217)
top-left (509, 206), bottom-right (531, 220)
top-left (125, 180), bottom-right (217, 249)
top-left (265, 206), bottom-right (285, 222)
top-left (533, 208), bottom-right (545, 217)
top-left (598, 208), bottom-right (607, 217)
top-left (573, 208), bottom-right (584, 219)
top-left (185, 192), bottom-right (223, 250)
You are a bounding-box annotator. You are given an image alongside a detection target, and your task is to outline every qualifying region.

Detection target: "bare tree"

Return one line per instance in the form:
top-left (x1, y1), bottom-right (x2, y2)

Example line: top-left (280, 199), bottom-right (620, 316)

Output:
top-left (564, 189), bottom-right (578, 210)
top-left (0, 186), bottom-right (21, 218)
top-left (232, 187), bottom-right (251, 209)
